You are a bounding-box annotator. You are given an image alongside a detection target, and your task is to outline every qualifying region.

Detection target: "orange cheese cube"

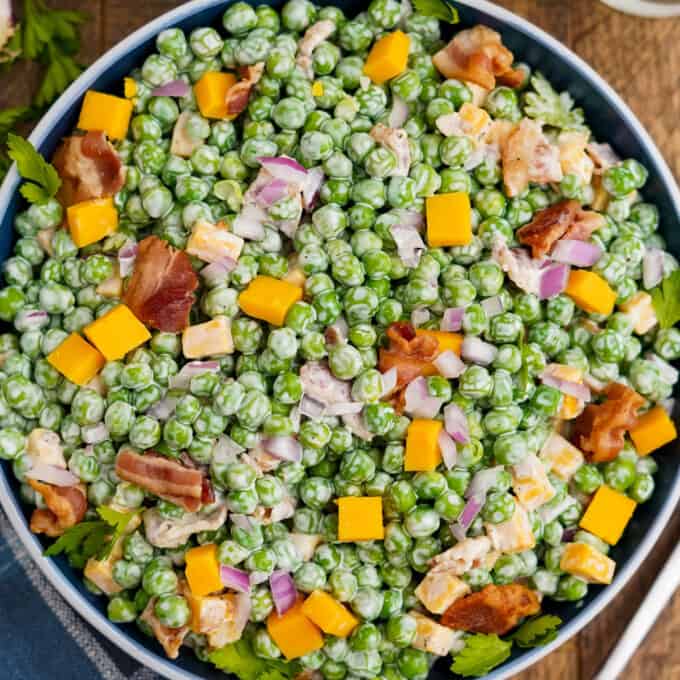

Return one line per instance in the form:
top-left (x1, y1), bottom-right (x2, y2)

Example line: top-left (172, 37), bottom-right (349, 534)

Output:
top-left (565, 270), bottom-right (617, 316)
top-left (363, 30), bottom-right (410, 84)
top-left (84, 304), bottom-right (151, 360)
top-left (337, 496), bottom-right (384, 542)
top-left (458, 103), bottom-right (491, 138)
top-left (311, 81), bottom-right (324, 97)
top-left (301, 590), bottom-right (359, 637)
top-left (124, 78), bottom-right (137, 98)
top-left (560, 542), bottom-right (615, 585)
top-left (194, 72), bottom-right (237, 119)
top-left (629, 405), bottom-right (677, 456)
top-left (579, 485), bottom-right (637, 546)
top-left (415, 329), bottom-right (463, 356)
top-left (77, 90), bottom-right (133, 140)
top-left (182, 316), bottom-right (234, 359)
top-left (426, 192), bottom-right (472, 247)
top-left (405, 419), bottom-right (443, 471)
top-left (619, 291), bottom-right (658, 334)
top-left (67, 197), bottom-right (118, 248)
top-left (47, 333), bottom-right (105, 386)
top-left (185, 544), bottom-right (224, 597)
top-left (238, 275), bottom-right (303, 326)
top-left (267, 599), bottom-right (323, 660)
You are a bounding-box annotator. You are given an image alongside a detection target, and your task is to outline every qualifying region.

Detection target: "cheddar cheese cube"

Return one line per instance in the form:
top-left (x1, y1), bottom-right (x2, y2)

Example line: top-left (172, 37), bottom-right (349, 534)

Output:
top-left (579, 485), bottom-right (637, 545)
top-left (238, 275), bottom-right (303, 326)
top-left (629, 405), bottom-right (677, 456)
top-left (67, 197), bottom-right (118, 248)
top-left (415, 329), bottom-right (463, 356)
top-left (410, 611), bottom-right (463, 657)
top-left (186, 220), bottom-right (244, 264)
top-left (311, 81), bottom-right (324, 97)
top-left (405, 419), bottom-right (443, 471)
top-left (545, 364), bottom-right (585, 420)
top-left (47, 333), bottom-right (105, 386)
top-left (363, 30), bottom-right (410, 85)
top-left (185, 544), bottom-right (224, 597)
top-left (565, 270), bottom-right (617, 316)
top-left (458, 103), bottom-right (491, 138)
top-left (485, 501), bottom-right (535, 553)
top-left (337, 496), bottom-right (384, 542)
top-left (426, 192), bottom-right (472, 247)
top-left (560, 542), bottom-right (615, 585)
top-left (267, 599), bottom-right (323, 660)
top-left (182, 316), bottom-right (234, 359)
top-left (123, 78), bottom-right (137, 98)
top-left (301, 590), bottom-right (358, 637)
top-left (539, 432), bottom-right (584, 481)
top-left (77, 90), bottom-right (133, 140)
top-left (84, 304), bottom-right (151, 361)
top-left (511, 453), bottom-right (555, 511)
top-left (619, 291), bottom-right (658, 334)
top-left (194, 72), bottom-right (237, 119)
top-left (415, 569), bottom-right (470, 615)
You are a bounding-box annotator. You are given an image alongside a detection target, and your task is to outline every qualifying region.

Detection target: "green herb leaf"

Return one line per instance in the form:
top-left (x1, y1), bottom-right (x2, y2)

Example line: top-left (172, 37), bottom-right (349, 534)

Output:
top-left (651, 269), bottom-right (680, 330)
top-left (524, 72), bottom-right (586, 131)
top-left (413, 0), bottom-right (459, 24)
top-left (34, 43), bottom-right (83, 109)
top-left (209, 639), bottom-right (298, 680)
top-left (0, 107), bottom-right (31, 141)
top-left (44, 521), bottom-right (108, 559)
top-left (7, 133), bottom-right (61, 204)
top-left (96, 506), bottom-right (140, 558)
top-left (451, 634), bottom-right (512, 678)
top-left (511, 615), bottom-right (562, 648)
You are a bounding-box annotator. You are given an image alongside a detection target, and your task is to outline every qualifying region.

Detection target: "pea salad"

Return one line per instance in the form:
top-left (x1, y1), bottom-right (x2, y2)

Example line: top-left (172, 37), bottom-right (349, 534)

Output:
top-left (0, 1), bottom-right (678, 678)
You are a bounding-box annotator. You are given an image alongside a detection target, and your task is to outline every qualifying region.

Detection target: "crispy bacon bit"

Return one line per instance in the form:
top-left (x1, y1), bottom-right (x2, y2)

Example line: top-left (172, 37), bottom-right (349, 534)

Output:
top-left (571, 382), bottom-right (645, 463)
top-left (370, 123), bottom-right (411, 177)
top-left (518, 199), bottom-right (579, 259)
top-left (491, 238), bottom-right (542, 295)
top-left (28, 480), bottom-right (87, 536)
top-left (441, 584), bottom-right (540, 635)
top-left (225, 63), bottom-right (264, 118)
top-left (116, 449), bottom-right (205, 512)
top-left (296, 19), bottom-right (335, 79)
top-left (563, 207), bottom-right (606, 241)
top-left (558, 131), bottom-right (594, 186)
top-left (140, 597), bottom-right (189, 659)
top-left (432, 25), bottom-right (522, 91)
top-left (52, 130), bottom-right (125, 207)
top-left (122, 235), bottom-right (198, 332)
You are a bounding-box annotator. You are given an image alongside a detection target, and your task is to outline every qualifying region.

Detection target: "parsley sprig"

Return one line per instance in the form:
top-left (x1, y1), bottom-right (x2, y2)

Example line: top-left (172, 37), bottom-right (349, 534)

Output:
top-left (7, 132), bottom-right (61, 204)
top-left (209, 638), bottom-right (299, 680)
top-left (524, 72), bottom-right (586, 131)
top-left (651, 269), bottom-right (680, 330)
top-left (511, 614), bottom-right (562, 648)
top-left (412, 0), bottom-right (460, 24)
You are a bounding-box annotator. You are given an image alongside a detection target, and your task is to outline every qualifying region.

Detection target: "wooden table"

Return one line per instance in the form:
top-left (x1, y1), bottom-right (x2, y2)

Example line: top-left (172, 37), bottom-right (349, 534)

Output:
top-left (4, 1), bottom-right (680, 678)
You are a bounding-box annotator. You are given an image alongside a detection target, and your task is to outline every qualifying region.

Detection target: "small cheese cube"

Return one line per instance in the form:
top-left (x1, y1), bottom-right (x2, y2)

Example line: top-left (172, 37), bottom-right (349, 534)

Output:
top-left (185, 543), bottom-right (223, 597)
top-left (512, 453), bottom-right (555, 511)
top-left (267, 599), bottom-right (323, 660)
top-left (337, 496), bottom-right (384, 542)
top-left (629, 405), bottom-right (677, 456)
top-left (84, 304), bottom-right (151, 361)
top-left (415, 570), bottom-right (470, 614)
top-left (544, 364), bottom-right (585, 420)
top-left (67, 197), bottom-right (118, 248)
top-left (409, 611), bottom-right (463, 657)
top-left (311, 81), bottom-right (324, 97)
top-left (186, 220), bottom-right (244, 264)
top-left (579, 485), bottom-right (637, 546)
top-left (182, 316), bottom-right (234, 359)
top-left (47, 333), bottom-right (105, 386)
top-left (302, 590), bottom-right (359, 637)
top-left (458, 103), bottom-right (492, 138)
top-left (560, 542), bottom-right (615, 585)
top-left (27, 428), bottom-right (65, 468)
top-left (415, 329), bottom-right (463, 356)
top-left (194, 72), bottom-right (238, 119)
top-left (77, 90), bottom-right (133, 140)
top-left (565, 270), bottom-right (617, 316)
top-left (123, 78), bottom-right (137, 98)
top-left (426, 192), bottom-right (472, 247)
top-left (539, 432), bottom-right (584, 481)
top-left (238, 275), bottom-right (303, 326)
top-left (405, 419), bottom-right (443, 472)
top-left (363, 30), bottom-right (410, 85)
top-left (619, 291), bottom-right (658, 334)
top-left (485, 501), bottom-right (535, 553)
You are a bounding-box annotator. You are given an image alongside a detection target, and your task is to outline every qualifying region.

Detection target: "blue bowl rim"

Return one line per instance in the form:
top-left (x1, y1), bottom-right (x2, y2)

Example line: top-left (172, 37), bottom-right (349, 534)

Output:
top-left (1, 1), bottom-right (680, 678)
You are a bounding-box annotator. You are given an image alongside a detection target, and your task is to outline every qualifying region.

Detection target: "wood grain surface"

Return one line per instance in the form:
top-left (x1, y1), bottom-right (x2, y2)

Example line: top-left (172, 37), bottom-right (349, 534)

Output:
top-left (2, 1), bottom-right (680, 678)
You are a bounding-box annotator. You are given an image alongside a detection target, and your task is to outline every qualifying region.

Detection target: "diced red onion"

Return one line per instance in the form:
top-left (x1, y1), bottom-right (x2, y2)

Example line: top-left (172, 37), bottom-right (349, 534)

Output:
top-left (381, 367), bottom-right (398, 397)
top-left (540, 372), bottom-right (591, 402)
top-left (461, 336), bottom-right (497, 366)
top-left (256, 178), bottom-right (290, 207)
top-left (81, 423), bottom-right (110, 445)
top-left (562, 527), bottom-right (577, 543)
top-left (325, 402), bottom-right (364, 416)
top-left (550, 239), bottom-right (602, 267)
top-left (444, 403), bottom-right (470, 444)
top-left (539, 263), bottom-right (570, 300)
top-left (26, 461), bottom-right (79, 487)
top-left (390, 223), bottom-right (425, 269)
top-left (299, 394), bottom-right (326, 419)
top-left (151, 79), bottom-right (190, 98)
top-left (403, 376), bottom-right (444, 419)
top-left (466, 466), bottom-right (504, 499)
top-left (220, 565), bottom-right (251, 593)
top-left (450, 522), bottom-right (467, 543)
top-left (643, 248), bottom-right (665, 290)
top-left (434, 350), bottom-right (465, 379)
top-left (393, 209), bottom-right (424, 231)
top-left (645, 352), bottom-right (679, 385)
top-left (262, 436), bottom-right (302, 462)
top-left (481, 295), bottom-right (504, 319)
top-left (169, 361), bottom-right (220, 390)
top-left (451, 494), bottom-right (484, 540)
top-left (118, 241), bottom-right (138, 277)
top-left (440, 307), bottom-right (465, 332)
top-left (213, 435), bottom-right (244, 463)
top-left (269, 570), bottom-right (298, 616)
top-left (15, 309), bottom-right (49, 331)
top-left (257, 156), bottom-right (308, 186)
top-left (302, 166), bottom-right (324, 211)
top-left (289, 406), bottom-right (301, 431)
top-left (201, 258), bottom-right (237, 286)
top-left (388, 96), bottom-right (409, 128)
top-left (270, 497), bottom-right (296, 522)
top-left (232, 204), bottom-right (267, 240)
top-left (411, 308), bottom-right (430, 328)
top-left (438, 430), bottom-right (458, 470)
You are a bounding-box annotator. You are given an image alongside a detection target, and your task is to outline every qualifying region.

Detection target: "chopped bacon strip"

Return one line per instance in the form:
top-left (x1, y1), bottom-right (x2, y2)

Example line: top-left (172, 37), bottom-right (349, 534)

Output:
top-left (432, 26), bottom-right (522, 91)
top-left (115, 449), bottom-right (205, 512)
top-left (517, 199), bottom-right (579, 259)
top-left (225, 63), bottom-right (264, 118)
top-left (441, 584), bottom-right (540, 635)
top-left (563, 207), bottom-right (606, 241)
top-left (296, 19), bottom-right (335, 79)
top-left (52, 130), bottom-right (125, 207)
top-left (571, 382), bottom-right (645, 463)
top-left (370, 123), bottom-right (411, 177)
top-left (28, 480), bottom-right (87, 537)
top-left (122, 235), bottom-right (198, 332)
top-left (140, 597), bottom-right (189, 659)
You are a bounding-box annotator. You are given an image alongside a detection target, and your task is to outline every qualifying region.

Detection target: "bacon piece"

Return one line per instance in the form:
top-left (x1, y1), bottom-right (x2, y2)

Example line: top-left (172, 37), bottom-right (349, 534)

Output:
top-left (563, 207), bottom-right (606, 241)
top-left (571, 382), bottom-right (645, 463)
top-left (225, 63), bottom-right (264, 118)
top-left (28, 480), bottom-right (87, 537)
top-left (517, 199), bottom-right (579, 259)
top-left (116, 449), bottom-right (204, 512)
top-left (558, 131), bottom-right (594, 186)
top-left (433, 26), bottom-right (519, 91)
top-left (140, 597), bottom-right (189, 659)
top-left (52, 130), bottom-right (125, 207)
top-left (300, 361), bottom-right (352, 404)
top-left (441, 584), bottom-right (540, 635)
top-left (122, 235), bottom-right (198, 332)
top-left (296, 19), bottom-right (335, 79)
top-left (370, 123), bottom-right (411, 177)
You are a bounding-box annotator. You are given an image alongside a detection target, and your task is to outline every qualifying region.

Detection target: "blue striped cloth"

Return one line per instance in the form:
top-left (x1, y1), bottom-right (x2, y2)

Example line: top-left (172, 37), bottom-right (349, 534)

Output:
top-left (0, 509), bottom-right (160, 680)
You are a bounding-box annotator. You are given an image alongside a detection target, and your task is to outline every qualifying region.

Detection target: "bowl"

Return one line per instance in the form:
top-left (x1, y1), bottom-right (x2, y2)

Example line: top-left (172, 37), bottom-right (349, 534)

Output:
top-left (1, 1), bottom-right (679, 678)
